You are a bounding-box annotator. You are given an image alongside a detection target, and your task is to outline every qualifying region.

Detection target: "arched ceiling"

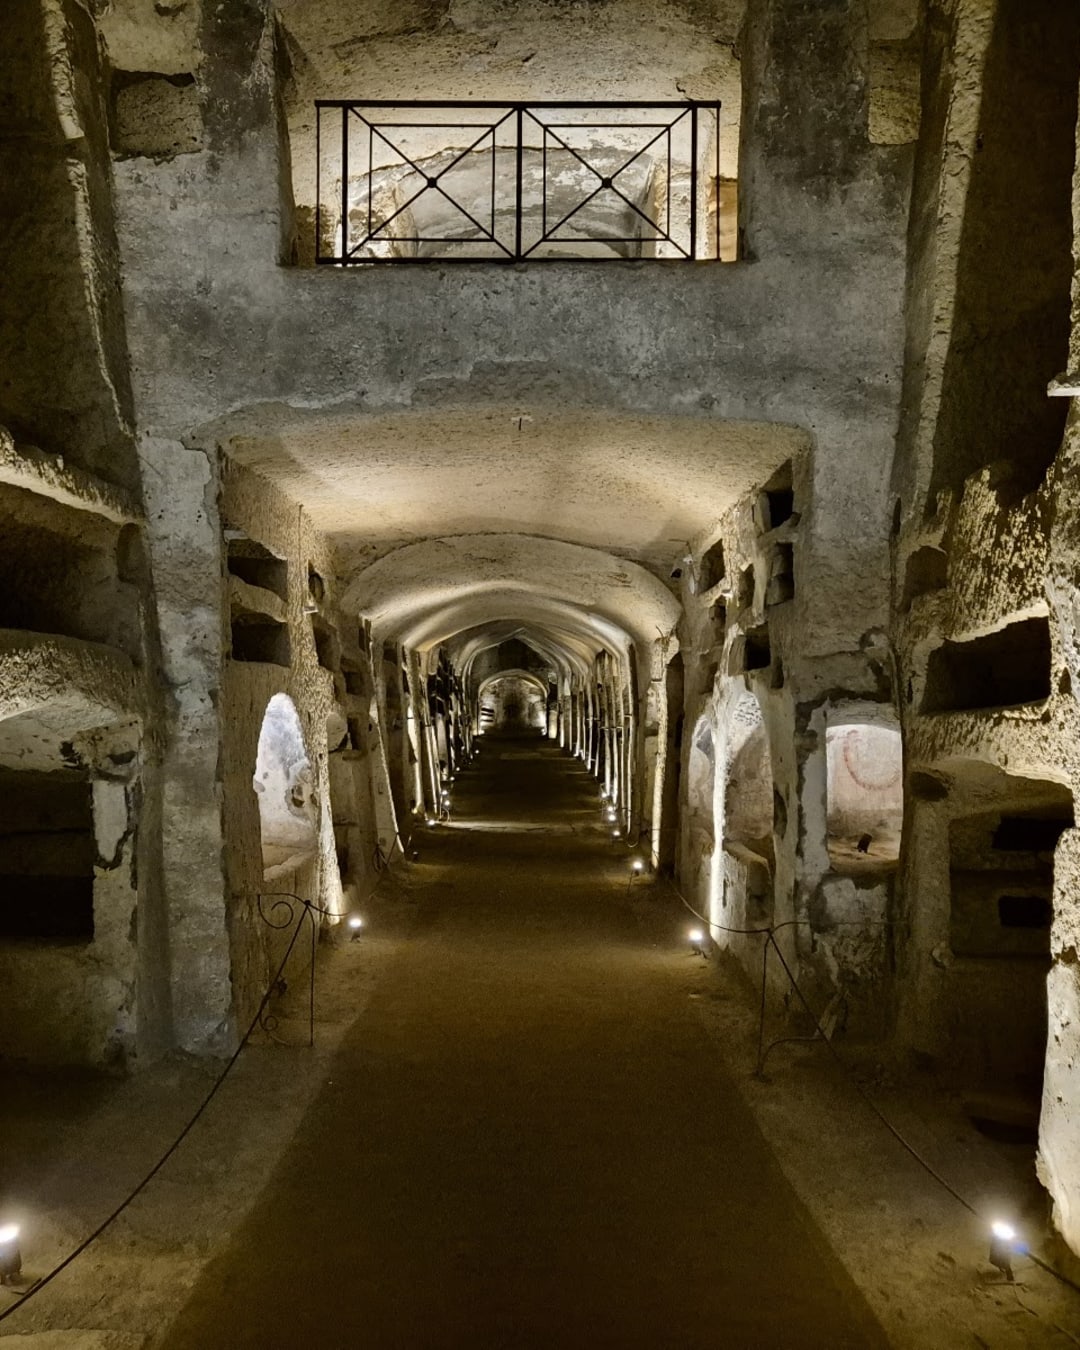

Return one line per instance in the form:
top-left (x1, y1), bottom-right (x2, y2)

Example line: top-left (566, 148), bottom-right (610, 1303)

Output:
top-left (223, 407), bottom-right (807, 574)
top-left (449, 622), bottom-right (589, 685)
top-left (345, 534), bottom-right (681, 677)
top-left (478, 668), bottom-right (549, 698)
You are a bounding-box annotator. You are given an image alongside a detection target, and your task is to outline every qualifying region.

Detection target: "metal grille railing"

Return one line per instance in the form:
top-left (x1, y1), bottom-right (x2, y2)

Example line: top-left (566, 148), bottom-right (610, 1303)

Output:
top-left (314, 101), bottom-right (723, 264)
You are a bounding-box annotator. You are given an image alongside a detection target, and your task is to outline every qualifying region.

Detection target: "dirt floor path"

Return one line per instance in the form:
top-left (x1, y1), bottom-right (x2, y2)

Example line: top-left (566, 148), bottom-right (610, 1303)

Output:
top-left (159, 732), bottom-right (886, 1349)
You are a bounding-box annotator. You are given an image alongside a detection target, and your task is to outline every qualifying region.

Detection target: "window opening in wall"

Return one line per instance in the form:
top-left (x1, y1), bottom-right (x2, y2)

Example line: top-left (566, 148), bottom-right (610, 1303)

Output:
top-left (280, 0), bottom-right (743, 266)
top-left (225, 533), bottom-right (289, 602)
top-left (825, 711), bottom-right (903, 871)
top-left (312, 101), bottom-right (726, 264)
top-left (0, 769), bottom-right (95, 941)
top-left (342, 666), bottom-right (365, 697)
top-left (921, 615), bottom-right (1052, 714)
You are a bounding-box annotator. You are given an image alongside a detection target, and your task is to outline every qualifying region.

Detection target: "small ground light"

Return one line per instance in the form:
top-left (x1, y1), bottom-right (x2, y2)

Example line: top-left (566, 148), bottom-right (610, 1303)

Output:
top-left (0, 1224), bottom-right (22, 1286)
top-left (989, 1221), bottom-right (1018, 1281)
top-left (689, 927), bottom-right (709, 956)
top-left (347, 915), bottom-right (364, 941)
top-left (425, 816), bottom-right (436, 826)
top-left (632, 859), bottom-right (645, 873)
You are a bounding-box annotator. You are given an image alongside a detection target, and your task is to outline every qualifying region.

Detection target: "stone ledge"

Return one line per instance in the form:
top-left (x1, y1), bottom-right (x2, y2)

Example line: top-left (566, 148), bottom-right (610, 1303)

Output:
top-left (907, 703), bottom-right (1064, 778)
top-left (1048, 370), bottom-right (1080, 397)
top-left (0, 629), bottom-right (139, 724)
top-left (0, 428), bottom-right (141, 525)
top-left (227, 573), bottom-right (287, 625)
top-left (0, 1334), bottom-right (147, 1349)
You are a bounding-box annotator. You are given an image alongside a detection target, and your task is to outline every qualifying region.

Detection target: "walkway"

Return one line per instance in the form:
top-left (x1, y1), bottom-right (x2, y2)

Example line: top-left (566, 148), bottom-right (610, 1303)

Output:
top-left (161, 733), bottom-right (887, 1349)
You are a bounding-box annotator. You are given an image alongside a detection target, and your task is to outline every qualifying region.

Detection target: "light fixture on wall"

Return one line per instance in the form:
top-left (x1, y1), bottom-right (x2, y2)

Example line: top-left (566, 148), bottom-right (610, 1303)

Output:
top-left (989, 1221), bottom-right (1018, 1282)
top-left (0, 1224), bottom-right (22, 1286)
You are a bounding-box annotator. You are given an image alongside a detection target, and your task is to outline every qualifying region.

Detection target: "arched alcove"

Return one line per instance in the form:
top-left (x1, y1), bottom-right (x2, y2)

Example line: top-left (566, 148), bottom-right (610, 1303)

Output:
top-left (685, 716), bottom-right (717, 915)
top-left (480, 672), bottom-right (548, 732)
top-left (253, 694), bottom-right (319, 880)
top-left (825, 712), bottom-right (903, 870)
top-left (720, 691), bottom-right (774, 928)
top-left (724, 693), bottom-right (773, 857)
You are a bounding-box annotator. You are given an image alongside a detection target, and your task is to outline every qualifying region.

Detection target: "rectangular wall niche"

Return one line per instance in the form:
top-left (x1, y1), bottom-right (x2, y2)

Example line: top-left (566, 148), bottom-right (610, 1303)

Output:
top-left (921, 616), bottom-right (1052, 714)
top-left (231, 620), bottom-right (291, 666)
top-left (758, 462), bottom-right (795, 532)
top-left (699, 538), bottom-right (726, 592)
top-left (226, 532), bottom-right (291, 666)
top-left (226, 533), bottom-right (289, 601)
top-left (947, 786), bottom-right (1072, 1124)
top-left (738, 624), bottom-right (771, 673)
top-left (825, 708), bottom-right (903, 870)
top-left (311, 615), bottom-right (340, 671)
top-left (0, 769), bottom-right (95, 940)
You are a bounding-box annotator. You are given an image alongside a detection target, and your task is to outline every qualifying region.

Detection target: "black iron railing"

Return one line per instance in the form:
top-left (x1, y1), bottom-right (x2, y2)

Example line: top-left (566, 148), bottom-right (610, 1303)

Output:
top-left (314, 100), bottom-right (723, 264)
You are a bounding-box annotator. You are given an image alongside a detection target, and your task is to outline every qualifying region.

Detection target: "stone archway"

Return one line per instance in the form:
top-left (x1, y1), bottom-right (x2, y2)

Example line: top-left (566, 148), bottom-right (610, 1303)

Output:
top-left (253, 694), bottom-right (319, 880)
top-left (685, 716), bottom-right (718, 918)
top-left (721, 691), bottom-right (774, 929)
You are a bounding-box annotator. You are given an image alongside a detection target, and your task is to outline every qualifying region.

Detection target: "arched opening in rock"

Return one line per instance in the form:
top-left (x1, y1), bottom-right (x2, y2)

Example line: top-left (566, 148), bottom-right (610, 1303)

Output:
top-left (825, 709), bottom-right (903, 871)
top-left (279, 0), bottom-right (744, 265)
top-left (326, 708), bottom-right (362, 911)
top-left (685, 715), bottom-right (717, 922)
top-left (253, 694), bottom-right (319, 880)
top-left (721, 691), bottom-right (774, 929)
top-left (480, 671), bottom-right (549, 733)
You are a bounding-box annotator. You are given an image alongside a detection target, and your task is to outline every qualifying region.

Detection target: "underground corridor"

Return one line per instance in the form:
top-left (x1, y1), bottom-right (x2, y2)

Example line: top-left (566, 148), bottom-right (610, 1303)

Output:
top-left (5, 0), bottom-right (1080, 1346)
top-left (161, 731), bottom-right (887, 1350)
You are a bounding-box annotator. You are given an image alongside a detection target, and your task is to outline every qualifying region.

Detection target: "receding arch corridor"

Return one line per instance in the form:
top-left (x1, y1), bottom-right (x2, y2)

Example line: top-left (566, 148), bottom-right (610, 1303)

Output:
top-left (161, 733), bottom-right (885, 1349)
